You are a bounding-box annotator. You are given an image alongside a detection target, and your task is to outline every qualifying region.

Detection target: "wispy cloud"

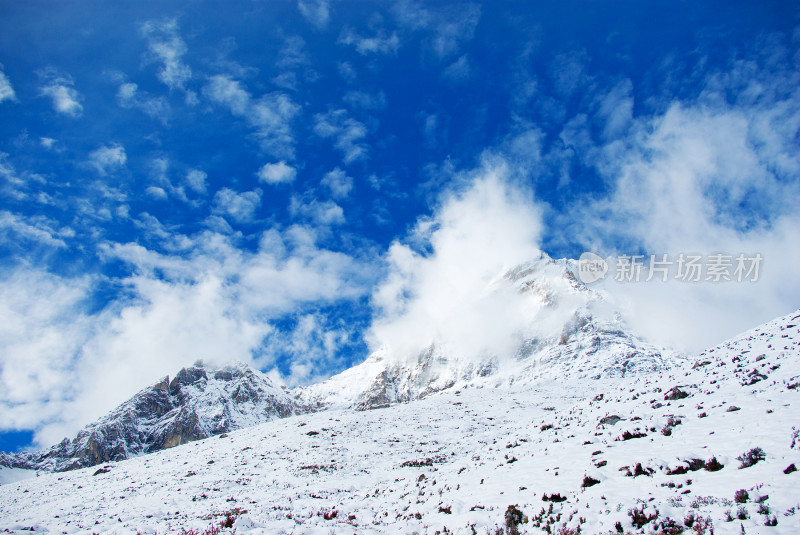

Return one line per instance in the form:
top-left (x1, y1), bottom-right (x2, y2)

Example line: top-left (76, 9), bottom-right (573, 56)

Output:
top-left (290, 196), bottom-right (345, 226)
top-left (393, 1), bottom-right (481, 61)
top-left (139, 18), bottom-right (192, 91)
top-left (203, 75), bottom-right (300, 159)
top-left (442, 54), bottom-right (470, 82)
top-left (0, 65), bottom-right (16, 103)
top-left (297, 0), bottom-right (330, 30)
top-left (116, 82), bottom-right (170, 123)
top-left (38, 68), bottom-right (82, 117)
top-left (0, 153), bottom-right (46, 201)
top-left (185, 169), bottom-right (208, 194)
top-left (313, 109), bottom-right (368, 164)
top-left (343, 90), bottom-right (386, 111)
top-left (88, 143), bottom-right (126, 176)
top-left (0, 211), bottom-right (68, 249)
top-left (277, 36), bottom-right (310, 69)
top-left (212, 188), bottom-right (262, 224)
top-left (320, 167), bottom-right (353, 199)
top-left (339, 29), bottom-right (400, 55)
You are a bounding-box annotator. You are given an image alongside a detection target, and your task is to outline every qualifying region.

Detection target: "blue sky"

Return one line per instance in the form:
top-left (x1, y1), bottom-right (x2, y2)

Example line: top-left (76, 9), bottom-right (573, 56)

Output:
top-left (1, 1), bottom-right (799, 453)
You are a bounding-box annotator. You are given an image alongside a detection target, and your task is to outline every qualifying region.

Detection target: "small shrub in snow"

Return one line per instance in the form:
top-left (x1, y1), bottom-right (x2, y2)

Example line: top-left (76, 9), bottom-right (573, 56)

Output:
top-left (653, 517), bottom-right (684, 534)
top-left (704, 457), bottom-right (724, 472)
top-left (504, 504), bottom-right (525, 535)
top-left (737, 506), bottom-right (749, 520)
top-left (734, 489), bottom-right (749, 503)
top-left (581, 475), bottom-right (600, 488)
top-left (683, 511), bottom-right (695, 527)
top-left (785, 463), bottom-right (797, 474)
top-left (628, 504), bottom-right (658, 528)
top-left (737, 447), bottom-right (766, 468)
top-left (632, 463), bottom-right (654, 477)
top-left (765, 515), bottom-right (778, 526)
top-left (621, 430), bottom-right (647, 440)
top-left (690, 516), bottom-right (714, 534)
top-left (724, 510), bottom-right (734, 522)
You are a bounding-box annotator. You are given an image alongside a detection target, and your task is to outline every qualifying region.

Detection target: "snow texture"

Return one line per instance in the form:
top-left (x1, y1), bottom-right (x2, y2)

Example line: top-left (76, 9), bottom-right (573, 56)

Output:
top-left (0, 309), bottom-right (798, 534)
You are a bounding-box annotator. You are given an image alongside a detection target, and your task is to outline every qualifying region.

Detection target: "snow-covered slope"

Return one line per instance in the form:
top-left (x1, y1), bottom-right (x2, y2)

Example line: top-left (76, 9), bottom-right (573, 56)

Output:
top-left (1, 310), bottom-right (797, 534)
top-left (300, 253), bottom-right (675, 411)
top-left (0, 361), bottom-right (296, 473)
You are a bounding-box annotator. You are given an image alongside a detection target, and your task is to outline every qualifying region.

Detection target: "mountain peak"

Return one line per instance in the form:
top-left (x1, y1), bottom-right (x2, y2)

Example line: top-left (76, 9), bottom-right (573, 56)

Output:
top-left (1, 361), bottom-right (296, 472)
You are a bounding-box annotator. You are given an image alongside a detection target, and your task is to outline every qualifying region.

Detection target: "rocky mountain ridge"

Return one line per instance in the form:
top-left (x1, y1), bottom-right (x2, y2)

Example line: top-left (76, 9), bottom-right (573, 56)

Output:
top-left (0, 361), bottom-right (295, 472)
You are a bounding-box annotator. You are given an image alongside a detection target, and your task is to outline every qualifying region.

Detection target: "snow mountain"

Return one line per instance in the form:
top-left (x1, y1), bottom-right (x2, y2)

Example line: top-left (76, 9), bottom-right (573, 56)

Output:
top-left (299, 253), bottom-right (675, 411)
top-left (0, 310), bottom-right (797, 534)
top-left (0, 361), bottom-right (296, 472)
top-left (1, 253), bottom-right (676, 473)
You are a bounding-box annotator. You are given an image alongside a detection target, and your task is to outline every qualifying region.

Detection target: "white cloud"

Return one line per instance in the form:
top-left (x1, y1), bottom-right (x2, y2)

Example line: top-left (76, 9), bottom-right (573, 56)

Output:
top-left (313, 109), bottom-right (368, 164)
top-left (116, 82), bottom-right (170, 123)
top-left (1, 224), bottom-right (375, 446)
top-left (393, 2), bottom-right (481, 60)
top-left (185, 169), bottom-right (207, 194)
top-left (566, 102), bottom-right (800, 352)
top-left (212, 188), bottom-right (262, 223)
top-left (290, 196), bottom-right (345, 226)
top-left (338, 61), bottom-right (357, 83)
top-left (88, 143), bottom-right (126, 176)
top-left (39, 137), bottom-right (57, 150)
top-left (139, 19), bottom-right (192, 90)
top-left (342, 90), bottom-right (386, 111)
top-left (320, 167), bottom-right (353, 199)
top-left (38, 69), bottom-right (82, 117)
top-left (0, 270), bottom-right (94, 437)
top-left (277, 36), bottom-right (309, 69)
top-left (145, 186), bottom-right (167, 200)
top-left (0, 211), bottom-right (67, 249)
top-left (442, 54), bottom-right (470, 82)
top-left (297, 0), bottom-right (330, 30)
top-left (369, 163), bottom-right (544, 361)
top-left (258, 161), bottom-right (296, 184)
top-left (546, 48), bottom-right (800, 352)
top-left (203, 75), bottom-right (300, 159)
top-left (0, 67), bottom-right (16, 103)
top-left (0, 153), bottom-right (47, 200)
top-left (428, 4), bottom-right (480, 60)
top-left (339, 29), bottom-right (400, 55)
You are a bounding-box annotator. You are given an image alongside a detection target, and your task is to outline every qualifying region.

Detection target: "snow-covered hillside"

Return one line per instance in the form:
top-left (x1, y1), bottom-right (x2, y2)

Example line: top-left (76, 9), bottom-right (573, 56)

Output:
top-left (0, 361), bottom-right (295, 472)
top-left (299, 253), bottom-right (675, 411)
top-left (1, 310), bottom-right (797, 534)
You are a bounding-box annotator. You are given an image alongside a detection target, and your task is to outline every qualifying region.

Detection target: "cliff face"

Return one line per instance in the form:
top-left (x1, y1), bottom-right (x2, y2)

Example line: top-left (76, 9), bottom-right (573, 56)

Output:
top-left (1, 361), bottom-right (297, 472)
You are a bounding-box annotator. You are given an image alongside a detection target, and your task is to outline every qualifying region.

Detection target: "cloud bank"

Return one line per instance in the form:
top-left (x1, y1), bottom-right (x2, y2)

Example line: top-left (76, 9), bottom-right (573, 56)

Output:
top-left (368, 163), bottom-right (545, 361)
